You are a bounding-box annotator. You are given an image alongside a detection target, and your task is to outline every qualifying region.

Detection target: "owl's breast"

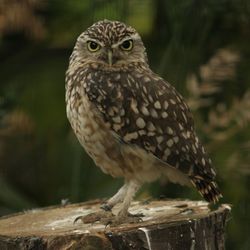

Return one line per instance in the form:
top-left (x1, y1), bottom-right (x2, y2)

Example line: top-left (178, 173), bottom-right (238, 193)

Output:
top-left (66, 81), bottom-right (126, 177)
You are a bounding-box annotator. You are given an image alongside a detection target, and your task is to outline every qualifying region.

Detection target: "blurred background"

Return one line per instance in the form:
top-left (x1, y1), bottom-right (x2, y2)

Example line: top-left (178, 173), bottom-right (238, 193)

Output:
top-left (0, 0), bottom-right (250, 249)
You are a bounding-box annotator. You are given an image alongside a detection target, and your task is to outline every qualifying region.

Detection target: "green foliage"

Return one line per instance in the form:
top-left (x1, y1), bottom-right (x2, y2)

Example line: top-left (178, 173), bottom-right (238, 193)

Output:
top-left (0, 0), bottom-right (250, 249)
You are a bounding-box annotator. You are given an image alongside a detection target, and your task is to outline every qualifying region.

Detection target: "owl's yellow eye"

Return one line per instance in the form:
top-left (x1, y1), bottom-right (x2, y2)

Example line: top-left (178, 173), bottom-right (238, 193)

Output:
top-left (120, 39), bottom-right (133, 51)
top-left (87, 41), bottom-right (100, 52)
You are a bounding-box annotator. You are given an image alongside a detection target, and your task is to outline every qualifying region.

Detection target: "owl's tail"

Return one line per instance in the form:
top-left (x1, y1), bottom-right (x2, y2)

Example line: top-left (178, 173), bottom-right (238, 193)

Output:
top-left (190, 176), bottom-right (223, 203)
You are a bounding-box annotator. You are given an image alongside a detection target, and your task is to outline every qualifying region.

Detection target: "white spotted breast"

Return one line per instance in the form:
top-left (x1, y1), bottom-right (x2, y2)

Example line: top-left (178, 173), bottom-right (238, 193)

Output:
top-left (66, 66), bottom-right (125, 177)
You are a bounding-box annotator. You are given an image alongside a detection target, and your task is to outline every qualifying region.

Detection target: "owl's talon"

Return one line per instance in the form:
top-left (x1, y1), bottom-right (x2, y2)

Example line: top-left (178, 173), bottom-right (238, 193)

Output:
top-left (128, 212), bottom-right (144, 218)
top-left (74, 210), bottom-right (114, 224)
top-left (100, 203), bottom-right (113, 211)
top-left (73, 215), bottom-right (84, 224)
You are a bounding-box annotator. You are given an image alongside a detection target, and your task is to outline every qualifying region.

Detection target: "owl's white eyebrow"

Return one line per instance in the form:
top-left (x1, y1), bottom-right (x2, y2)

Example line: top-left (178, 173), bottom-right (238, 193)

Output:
top-left (112, 38), bottom-right (132, 49)
top-left (111, 34), bottom-right (140, 48)
top-left (86, 38), bottom-right (105, 47)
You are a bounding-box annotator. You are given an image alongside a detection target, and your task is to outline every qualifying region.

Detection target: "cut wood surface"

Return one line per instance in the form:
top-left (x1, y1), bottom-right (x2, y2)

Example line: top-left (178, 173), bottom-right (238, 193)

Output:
top-left (0, 199), bottom-right (231, 250)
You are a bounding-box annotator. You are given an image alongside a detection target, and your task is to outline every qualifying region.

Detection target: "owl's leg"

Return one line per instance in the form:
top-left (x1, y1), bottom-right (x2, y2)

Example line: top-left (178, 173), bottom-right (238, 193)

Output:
top-left (101, 182), bottom-right (130, 211)
top-left (107, 180), bottom-right (142, 225)
top-left (117, 180), bottom-right (141, 217)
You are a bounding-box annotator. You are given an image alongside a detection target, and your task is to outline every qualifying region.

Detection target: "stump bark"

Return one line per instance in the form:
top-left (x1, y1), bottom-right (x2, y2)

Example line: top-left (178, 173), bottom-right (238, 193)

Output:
top-left (0, 199), bottom-right (231, 250)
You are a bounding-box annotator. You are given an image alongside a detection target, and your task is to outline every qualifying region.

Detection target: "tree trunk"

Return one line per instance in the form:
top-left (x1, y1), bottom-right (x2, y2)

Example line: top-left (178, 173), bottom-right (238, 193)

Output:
top-left (0, 199), bottom-right (231, 250)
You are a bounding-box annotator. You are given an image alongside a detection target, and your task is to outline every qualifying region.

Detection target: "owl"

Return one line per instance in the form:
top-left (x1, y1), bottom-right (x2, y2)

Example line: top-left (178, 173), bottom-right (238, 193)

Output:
top-left (66, 20), bottom-right (222, 224)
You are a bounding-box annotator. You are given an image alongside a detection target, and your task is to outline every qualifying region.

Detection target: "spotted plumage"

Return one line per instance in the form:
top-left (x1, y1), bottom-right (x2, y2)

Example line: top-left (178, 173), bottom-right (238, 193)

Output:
top-left (66, 20), bottom-right (222, 223)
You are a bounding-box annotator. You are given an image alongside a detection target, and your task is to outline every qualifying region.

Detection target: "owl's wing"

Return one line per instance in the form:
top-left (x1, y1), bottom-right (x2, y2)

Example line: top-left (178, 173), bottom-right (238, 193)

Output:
top-left (84, 66), bottom-right (220, 201)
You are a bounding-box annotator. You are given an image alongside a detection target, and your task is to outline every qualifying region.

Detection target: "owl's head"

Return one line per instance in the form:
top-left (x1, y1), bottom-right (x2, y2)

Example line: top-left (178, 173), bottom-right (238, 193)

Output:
top-left (72, 20), bottom-right (148, 67)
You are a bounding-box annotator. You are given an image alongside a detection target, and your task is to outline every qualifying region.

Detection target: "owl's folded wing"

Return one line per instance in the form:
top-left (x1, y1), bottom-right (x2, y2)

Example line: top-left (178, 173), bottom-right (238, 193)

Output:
top-left (84, 67), bottom-right (216, 182)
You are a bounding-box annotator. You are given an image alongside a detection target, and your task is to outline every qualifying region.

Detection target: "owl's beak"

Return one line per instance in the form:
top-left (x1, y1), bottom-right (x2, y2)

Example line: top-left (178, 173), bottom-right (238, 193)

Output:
top-left (107, 50), bottom-right (113, 66)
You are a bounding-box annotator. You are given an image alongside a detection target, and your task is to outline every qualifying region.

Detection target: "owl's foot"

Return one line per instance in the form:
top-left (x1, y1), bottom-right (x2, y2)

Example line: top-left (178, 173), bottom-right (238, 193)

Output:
top-left (74, 210), bottom-right (114, 224)
top-left (74, 207), bottom-right (144, 226)
top-left (106, 212), bottom-right (143, 227)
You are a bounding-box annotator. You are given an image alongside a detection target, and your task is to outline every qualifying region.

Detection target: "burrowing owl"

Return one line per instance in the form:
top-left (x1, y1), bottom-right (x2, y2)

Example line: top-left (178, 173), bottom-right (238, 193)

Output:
top-left (66, 20), bottom-right (222, 224)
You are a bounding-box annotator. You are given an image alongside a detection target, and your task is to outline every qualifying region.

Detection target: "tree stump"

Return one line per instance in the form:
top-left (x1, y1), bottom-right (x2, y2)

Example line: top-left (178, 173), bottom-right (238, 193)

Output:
top-left (0, 199), bottom-right (231, 250)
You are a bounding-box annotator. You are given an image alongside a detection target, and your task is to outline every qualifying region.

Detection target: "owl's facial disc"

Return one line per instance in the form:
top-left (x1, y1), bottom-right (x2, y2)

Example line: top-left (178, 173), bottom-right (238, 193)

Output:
top-left (74, 20), bottom-right (148, 66)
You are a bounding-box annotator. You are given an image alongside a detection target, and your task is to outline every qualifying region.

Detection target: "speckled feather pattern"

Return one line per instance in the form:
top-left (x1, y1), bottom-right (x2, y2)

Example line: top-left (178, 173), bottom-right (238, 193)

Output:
top-left (66, 20), bottom-right (222, 203)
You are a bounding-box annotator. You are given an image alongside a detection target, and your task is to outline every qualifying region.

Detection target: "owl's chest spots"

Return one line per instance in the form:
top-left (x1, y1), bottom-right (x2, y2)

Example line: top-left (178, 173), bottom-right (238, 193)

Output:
top-left (66, 87), bottom-right (162, 182)
top-left (67, 91), bottom-right (125, 177)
